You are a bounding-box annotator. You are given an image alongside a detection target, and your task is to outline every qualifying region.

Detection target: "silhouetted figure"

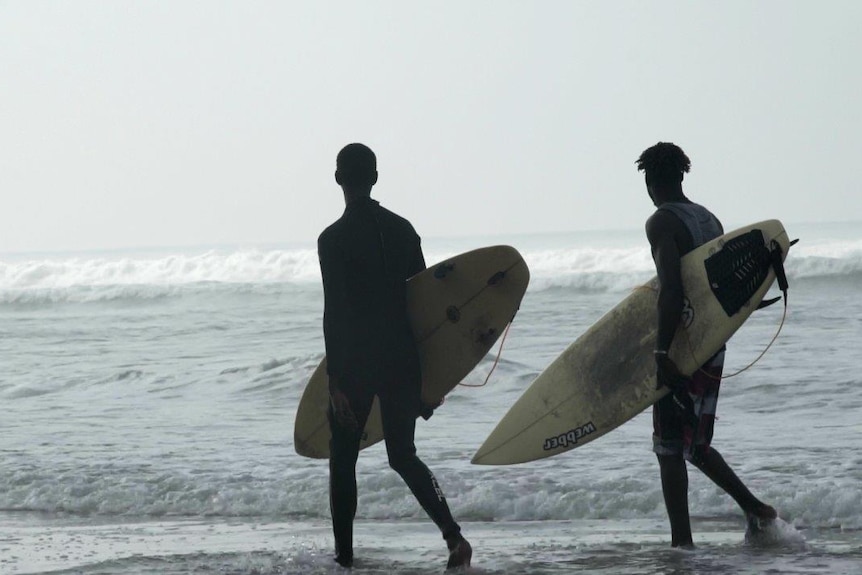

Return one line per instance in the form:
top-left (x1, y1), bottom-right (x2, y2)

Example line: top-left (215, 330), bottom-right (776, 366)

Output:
top-left (637, 142), bottom-right (777, 547)
top-left (318, 143), bottom-right (472, 569)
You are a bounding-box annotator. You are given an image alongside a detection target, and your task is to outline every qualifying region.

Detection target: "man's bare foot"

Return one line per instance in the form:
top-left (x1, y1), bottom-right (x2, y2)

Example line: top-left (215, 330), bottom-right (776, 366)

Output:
top-left (746, 504), bottom-right (777, 532)
top-left (446, 536), bottom-right (472, 570)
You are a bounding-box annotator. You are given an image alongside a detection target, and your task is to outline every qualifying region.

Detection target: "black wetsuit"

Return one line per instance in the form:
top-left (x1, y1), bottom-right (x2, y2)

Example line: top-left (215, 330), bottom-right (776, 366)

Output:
top-left (318, 196), bottom-right (461, 562)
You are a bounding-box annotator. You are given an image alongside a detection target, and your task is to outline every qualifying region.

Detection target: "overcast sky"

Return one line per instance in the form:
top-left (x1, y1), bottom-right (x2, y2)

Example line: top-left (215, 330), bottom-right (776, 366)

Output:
top-left (1, 1), bottom-right (860, 253)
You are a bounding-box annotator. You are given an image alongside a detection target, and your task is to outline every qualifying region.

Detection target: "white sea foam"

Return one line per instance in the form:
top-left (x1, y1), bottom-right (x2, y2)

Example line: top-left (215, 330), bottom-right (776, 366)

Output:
top-left (0, 249), bottom-right (320, 290)
top-left (2, 461), bottom-right (859, 530)
top-left (786, 239), bottom-right (862, 278)
top-left (3, 238), bottom-right (860, 303)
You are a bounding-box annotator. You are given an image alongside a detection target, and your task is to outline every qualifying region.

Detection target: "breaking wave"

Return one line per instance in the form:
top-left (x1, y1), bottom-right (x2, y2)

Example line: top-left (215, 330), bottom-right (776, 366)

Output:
top-left (2, 236), bottom-right (861, 303)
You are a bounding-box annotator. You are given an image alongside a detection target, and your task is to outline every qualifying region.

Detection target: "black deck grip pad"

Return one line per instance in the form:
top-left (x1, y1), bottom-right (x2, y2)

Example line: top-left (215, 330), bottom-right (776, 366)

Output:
top-left (704, 229), bottom-right (772, 317)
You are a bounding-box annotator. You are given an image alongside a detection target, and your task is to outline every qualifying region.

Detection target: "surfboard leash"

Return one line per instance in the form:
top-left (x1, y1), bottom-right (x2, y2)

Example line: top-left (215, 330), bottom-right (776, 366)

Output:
top-left (688, 296), bottom-right (788, 380)
top-left (459, 321), bottom-right (513, 388)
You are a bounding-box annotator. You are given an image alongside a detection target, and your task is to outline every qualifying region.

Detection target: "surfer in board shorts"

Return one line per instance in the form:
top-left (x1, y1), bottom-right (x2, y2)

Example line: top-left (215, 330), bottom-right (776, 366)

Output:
top-left (637, 142), bottom-right (778, 547)
top-left (317, 143), bottom-right (472, 569)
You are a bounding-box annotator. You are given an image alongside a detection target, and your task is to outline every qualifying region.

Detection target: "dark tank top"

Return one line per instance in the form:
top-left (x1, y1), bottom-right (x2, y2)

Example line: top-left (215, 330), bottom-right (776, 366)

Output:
top-left (659, 201), bottom-right (723, 251)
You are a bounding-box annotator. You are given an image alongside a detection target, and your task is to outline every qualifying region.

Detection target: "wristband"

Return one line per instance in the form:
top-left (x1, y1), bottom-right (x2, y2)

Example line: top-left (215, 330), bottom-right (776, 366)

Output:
top-left (653, 350), bottom-right (668, 356)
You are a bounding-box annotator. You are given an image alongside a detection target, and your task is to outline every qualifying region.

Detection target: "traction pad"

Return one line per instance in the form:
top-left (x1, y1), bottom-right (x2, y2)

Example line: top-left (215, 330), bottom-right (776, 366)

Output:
top-left (704, 229), bottom-right (772, 317)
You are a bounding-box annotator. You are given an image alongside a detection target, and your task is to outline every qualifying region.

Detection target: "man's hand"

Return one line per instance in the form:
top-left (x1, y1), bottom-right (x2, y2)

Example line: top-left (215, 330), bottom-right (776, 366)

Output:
top-left (655, 354), bottom-right (687, 392)
top-left (419, 396), bottom-right (444, 421)
top-left (655, 354), bottom-right (698, 426)
top-left (329, 381), bottom-right (358, 432)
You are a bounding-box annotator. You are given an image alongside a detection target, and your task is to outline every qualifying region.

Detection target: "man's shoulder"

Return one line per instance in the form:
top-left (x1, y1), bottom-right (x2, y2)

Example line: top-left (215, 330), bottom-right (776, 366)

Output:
top-left (375, 203), bottom-right (419, 236)
top-left (318, 217), bottom-right (347, 248)
top-left (647, 208), bottom-right (695, 254)
top-left (645, 208), bottom-right (683, 238)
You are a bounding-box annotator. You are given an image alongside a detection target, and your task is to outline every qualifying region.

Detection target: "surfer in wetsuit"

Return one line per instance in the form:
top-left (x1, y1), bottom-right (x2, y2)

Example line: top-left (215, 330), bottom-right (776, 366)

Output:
top-left (637, 142), bottom-right (777, 547)
top-left (318, 143), bottom-right (472, 569)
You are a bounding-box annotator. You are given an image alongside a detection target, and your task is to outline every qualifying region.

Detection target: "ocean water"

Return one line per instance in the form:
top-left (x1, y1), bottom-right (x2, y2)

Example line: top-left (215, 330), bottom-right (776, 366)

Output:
top-left (2, 221), bottom-right (861, 574)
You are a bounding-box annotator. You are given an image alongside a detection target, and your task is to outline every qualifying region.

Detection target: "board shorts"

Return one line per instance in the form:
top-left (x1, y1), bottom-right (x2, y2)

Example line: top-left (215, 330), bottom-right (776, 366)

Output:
top-left (652, 348), bottom-right (724, 461)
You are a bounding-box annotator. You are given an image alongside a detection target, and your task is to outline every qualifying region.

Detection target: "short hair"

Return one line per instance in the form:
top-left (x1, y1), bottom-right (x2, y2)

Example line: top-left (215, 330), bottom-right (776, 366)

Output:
top-left (336, 143), bottom-right (377, 187)
top-left (635, 142), bottom-right (690, 186)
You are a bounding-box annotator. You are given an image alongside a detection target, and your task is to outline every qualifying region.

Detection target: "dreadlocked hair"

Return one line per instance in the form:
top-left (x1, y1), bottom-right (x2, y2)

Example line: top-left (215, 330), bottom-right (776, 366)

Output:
top-left (635, 142), bottom-right (691, 186)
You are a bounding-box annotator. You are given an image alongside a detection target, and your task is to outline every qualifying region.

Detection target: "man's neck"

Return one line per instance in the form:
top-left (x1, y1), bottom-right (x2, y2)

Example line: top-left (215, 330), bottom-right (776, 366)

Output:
top-left (654, 186), bottom-right (687, 206)
top-left (343, 189), bottom-right (373, 205)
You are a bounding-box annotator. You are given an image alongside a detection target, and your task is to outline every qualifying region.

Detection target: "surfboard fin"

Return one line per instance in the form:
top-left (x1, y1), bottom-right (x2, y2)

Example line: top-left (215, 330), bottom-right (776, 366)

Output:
top-left (769, 239), bottom-right (790, 303)
top-left (756, 296), bottom-right (782, 310)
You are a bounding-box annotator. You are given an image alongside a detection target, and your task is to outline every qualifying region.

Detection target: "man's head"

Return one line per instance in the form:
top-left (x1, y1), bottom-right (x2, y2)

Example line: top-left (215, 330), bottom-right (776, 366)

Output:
top-left (335, 143), bottom-right (378, 196)
top-left (636, 142), bottom-right (690, 204)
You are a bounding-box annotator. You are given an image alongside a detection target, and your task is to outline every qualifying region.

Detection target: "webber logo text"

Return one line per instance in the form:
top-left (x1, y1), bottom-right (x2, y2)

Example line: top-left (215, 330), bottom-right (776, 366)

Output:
top-left (542, 422), bottom-right (597, 451)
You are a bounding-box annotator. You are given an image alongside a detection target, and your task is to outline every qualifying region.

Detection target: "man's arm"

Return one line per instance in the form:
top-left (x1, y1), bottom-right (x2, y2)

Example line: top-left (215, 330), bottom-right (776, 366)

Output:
top-left (408, 232), bottom-right (426, 278)
top-left (318, 235), bottom-right (349, 381)
top-left (646, 211), bottom-right (686, 354)
top-left (646, 211), bottom-right (697, 419)
top-left (318, 234), bottom-right (359, 431)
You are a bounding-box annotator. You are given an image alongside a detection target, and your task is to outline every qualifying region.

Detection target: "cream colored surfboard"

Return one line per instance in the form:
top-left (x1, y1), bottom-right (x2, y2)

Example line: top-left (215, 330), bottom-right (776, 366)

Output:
top-left (472, 220), bottom-right (791, 466)
top-left (294, 245), bottom-right (530, 459)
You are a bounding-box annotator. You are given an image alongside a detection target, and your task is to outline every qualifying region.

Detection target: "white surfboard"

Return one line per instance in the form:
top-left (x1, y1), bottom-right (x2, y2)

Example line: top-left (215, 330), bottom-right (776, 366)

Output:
top-left (472, 220), bottom-right (791, 466)
top-left (295, 245), bottom-right (530, 459)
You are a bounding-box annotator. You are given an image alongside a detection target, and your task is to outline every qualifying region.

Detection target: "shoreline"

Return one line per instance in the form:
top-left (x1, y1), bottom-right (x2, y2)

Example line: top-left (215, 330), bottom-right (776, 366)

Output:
top-left (3, 514), bottom-right (859, 575)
